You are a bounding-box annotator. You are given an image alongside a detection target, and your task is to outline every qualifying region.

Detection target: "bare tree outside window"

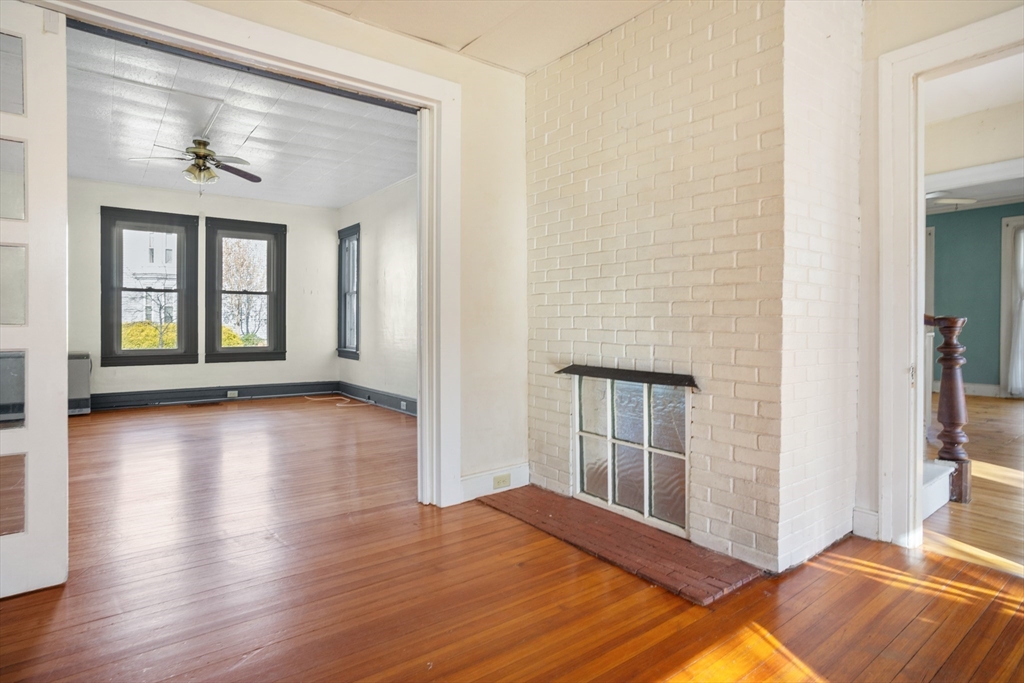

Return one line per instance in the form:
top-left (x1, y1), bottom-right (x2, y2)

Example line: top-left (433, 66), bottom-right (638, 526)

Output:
top-left (220, 237), bottom-right (269, 347)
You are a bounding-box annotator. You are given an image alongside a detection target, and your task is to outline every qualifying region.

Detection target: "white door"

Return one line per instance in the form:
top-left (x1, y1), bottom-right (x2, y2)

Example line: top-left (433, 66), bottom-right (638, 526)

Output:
top-left (0, 0), bottom-right (68, 598)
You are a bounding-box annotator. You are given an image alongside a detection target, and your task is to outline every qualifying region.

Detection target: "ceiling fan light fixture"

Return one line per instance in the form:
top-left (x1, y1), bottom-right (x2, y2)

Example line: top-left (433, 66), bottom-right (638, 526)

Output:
top-left (182, 163), bottom-right (218, 185)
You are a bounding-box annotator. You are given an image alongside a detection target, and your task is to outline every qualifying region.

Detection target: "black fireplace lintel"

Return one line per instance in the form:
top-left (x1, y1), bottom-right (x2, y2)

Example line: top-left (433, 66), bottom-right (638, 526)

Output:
top-left (556, 364), bottom-right (699, 390)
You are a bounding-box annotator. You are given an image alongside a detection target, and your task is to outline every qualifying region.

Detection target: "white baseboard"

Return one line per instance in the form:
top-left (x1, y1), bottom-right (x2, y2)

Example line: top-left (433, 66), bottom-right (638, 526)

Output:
top-left (930, 381), bottom-right (1002, 397)
top-left (853, 507), bottom-right (879, 540)
top-left (461, 463), bottom-right (530, 503)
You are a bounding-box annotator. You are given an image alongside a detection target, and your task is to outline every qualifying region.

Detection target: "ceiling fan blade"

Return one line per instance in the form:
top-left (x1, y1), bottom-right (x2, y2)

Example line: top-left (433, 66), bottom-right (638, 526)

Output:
top-left (127, 156), bottom-right (191, 162)
top-left (211, 156), bottom-right (250, 166)
top-left (215, 162), bottom-right (262, 183)
top-left (153, 143), bottom-right (186, 153)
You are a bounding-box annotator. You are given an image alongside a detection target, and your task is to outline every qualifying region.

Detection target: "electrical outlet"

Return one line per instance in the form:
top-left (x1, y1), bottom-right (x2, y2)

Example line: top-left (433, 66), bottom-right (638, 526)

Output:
top-left (493, 473), bottom-right (511, 489)
top-left (400, 401), bottom-right (407, 410)
top-left (227, 390), bottom-right (239, 398)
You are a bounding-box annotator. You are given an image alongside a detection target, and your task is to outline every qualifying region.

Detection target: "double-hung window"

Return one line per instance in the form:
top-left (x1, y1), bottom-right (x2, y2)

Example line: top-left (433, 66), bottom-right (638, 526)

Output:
top-left (100, 207), bottom-right (199, 366)
top-left (205, 217), bottom-right (286, 363)
top-left (337, 223), bottom-right (360, 360)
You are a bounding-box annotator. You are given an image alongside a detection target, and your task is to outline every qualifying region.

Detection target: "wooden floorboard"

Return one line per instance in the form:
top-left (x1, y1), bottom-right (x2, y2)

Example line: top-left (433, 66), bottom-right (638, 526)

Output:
top-left (0, 397), bottom-right (1021, 682)
top-left (924, 395), bottom-right (1024, 575)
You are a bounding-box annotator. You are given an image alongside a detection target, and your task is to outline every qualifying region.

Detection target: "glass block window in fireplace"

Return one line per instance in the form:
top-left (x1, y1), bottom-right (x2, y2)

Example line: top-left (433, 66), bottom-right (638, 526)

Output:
top-left (574, 376), bottom-right (690, 535)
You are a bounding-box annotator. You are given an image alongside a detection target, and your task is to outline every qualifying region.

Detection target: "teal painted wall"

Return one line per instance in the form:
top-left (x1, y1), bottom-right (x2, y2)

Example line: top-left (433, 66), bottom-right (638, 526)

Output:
top-left (929, 202), bottom-right (1024, 385)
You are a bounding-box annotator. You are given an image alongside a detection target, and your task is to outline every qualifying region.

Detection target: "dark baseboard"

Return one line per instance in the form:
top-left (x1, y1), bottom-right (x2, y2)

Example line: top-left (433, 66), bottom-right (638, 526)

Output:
top-left (338, 381), bottom-right (417, 416)
top-left (90, 381), bottom-right (340, 411)
top-left (90, 380), bottom-right (417, 416)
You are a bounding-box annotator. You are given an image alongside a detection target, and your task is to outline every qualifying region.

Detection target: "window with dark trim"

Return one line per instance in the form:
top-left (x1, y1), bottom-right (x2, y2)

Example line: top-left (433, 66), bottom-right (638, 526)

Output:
top-left (100, 207), bottom-right (199, 367)
top-left (337, 223), bottom-right (360, 360)
top-left (205, 217), bottom-right (286, 363)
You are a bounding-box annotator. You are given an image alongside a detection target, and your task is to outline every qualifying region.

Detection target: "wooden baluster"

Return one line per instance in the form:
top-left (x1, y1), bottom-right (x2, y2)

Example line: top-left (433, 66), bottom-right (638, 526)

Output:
top-left (929, 315), bottom-right (971, 503)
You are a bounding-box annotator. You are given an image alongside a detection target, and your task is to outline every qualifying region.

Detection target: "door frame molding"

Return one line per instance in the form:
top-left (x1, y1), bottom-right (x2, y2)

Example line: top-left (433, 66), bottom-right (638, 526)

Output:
top-left (876, 6), bottom-right (1024, 546)
top-left (35, 0), bottom-right (465, 506)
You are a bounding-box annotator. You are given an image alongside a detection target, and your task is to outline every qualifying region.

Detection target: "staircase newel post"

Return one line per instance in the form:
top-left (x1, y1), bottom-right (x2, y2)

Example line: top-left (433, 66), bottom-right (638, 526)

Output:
top-left (932, 315), bottom-right (971, 503)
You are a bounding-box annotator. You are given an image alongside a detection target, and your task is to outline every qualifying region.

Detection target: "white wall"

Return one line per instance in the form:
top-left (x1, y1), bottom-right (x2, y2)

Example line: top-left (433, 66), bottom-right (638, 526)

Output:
top-left (192, 0), bottom-right (528, 478)
top-left (527, 1), bottom-right (787, 569)
top-left (68, 178), bottom-right (340, 393)
top-left (856, 0), bottom-right (1024, 522)
top-left (778, 0), bottom-right (862, 570)
top-left (925, 101), bottom-right (1024, 175)
top-left (336, 176), bottom-right (418, 398)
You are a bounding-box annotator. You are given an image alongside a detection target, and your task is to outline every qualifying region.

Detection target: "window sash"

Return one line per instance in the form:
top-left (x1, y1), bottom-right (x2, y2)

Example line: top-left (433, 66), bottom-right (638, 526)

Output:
top-left (338, 224), bottom-right (360, 358)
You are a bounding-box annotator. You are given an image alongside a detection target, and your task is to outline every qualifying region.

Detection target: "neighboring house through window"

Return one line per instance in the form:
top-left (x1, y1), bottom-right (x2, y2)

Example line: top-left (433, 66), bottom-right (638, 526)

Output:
top-left (337, 223), bottom-right (360, 360)
top-left (205, 217), bottom-right (287, 363)
top-left (100, 207), bottom-right (199, 366)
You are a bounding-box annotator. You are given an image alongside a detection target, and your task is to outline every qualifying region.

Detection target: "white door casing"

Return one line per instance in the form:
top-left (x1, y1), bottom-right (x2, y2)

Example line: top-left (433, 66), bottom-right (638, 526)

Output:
top-left (0, 0), bottom-right (69, 598)
top-left (876, 7), bottom-right (1024, 547)
top-left (1001, 216), bottom-right (1024, 396)
top-left (32, 0), bottom-right (464, 510)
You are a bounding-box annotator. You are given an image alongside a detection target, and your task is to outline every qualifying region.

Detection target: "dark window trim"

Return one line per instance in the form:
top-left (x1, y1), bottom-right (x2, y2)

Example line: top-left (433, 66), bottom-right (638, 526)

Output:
top-left (100, 207), bottom-right (199, 367)
top-left (66, 19), bottom-right (419, 116)
top-left (337, 223), bottom-right (360, 360)
top-left (205, 217), bottom-right (287, 363)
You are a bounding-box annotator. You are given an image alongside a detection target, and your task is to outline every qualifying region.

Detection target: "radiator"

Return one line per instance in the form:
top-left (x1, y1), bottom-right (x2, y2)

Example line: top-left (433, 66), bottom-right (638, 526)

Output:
top-left (69, 353), bottom-right (91, 415)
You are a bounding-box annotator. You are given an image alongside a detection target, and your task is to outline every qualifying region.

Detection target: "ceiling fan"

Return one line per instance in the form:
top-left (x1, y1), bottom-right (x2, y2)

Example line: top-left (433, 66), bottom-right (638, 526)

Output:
top-left (129, 138), bottom-right (261, 186)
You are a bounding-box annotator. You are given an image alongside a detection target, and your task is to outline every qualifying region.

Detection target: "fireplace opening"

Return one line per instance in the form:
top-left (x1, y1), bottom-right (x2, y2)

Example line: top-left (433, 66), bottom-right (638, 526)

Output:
top-left (558, 365), bottom-right (696, 537)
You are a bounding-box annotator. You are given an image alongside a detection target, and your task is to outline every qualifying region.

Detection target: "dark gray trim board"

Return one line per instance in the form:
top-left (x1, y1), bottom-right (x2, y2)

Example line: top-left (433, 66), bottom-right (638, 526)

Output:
top-left (338, 381), bottom-right (416, 416)
top-left (89, 381), bottom-right (418, 416)
top-left (90, 381), bottom-right (340, 411)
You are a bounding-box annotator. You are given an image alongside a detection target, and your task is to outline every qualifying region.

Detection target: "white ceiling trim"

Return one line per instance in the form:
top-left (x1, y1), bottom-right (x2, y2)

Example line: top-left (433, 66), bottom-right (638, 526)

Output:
top-left (305, 0), bottom-right (661, 75)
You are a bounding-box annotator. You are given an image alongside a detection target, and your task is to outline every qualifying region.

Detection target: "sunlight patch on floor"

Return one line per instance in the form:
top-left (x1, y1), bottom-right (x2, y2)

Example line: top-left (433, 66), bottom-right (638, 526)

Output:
top-left (661, 622), bottom-right (825, 682)
top-left (924, 529), bottom-right (1024, 578)
top-left (971, 459), bottom-right (1024, 489)
top-left (813, 553), bottom-right (1013, 602)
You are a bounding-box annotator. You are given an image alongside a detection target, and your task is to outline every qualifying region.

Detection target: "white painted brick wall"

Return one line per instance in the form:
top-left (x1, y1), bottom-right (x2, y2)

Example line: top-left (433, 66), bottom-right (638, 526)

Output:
top-left (527, 0), bottom-right (787, 569)
top-left (778, 0), bottom-right (862, 570)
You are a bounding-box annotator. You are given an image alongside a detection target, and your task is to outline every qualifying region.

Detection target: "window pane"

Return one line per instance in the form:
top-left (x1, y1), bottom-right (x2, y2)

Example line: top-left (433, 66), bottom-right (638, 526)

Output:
top-left (222, 293), bottom-right (268, 347)
top-left (0, 33), bottom-right (24, 115)
top-left (222, 237), bottom-right (267, 292)
top-left (0, 454), bottom-right (26, 535)
top-left (344, 292), bottom-right (357, 349)
top-left (122, 229), bottom-right (177, 289)
top-left (0, 245), bottom-right (27, 325)
top-left (0, 139), bottom-right (26, 220)
top-left (580, 435), bottom-right (608, 501)
top-left (651, 452), bottom-right (686, 528)
top-left (0, 351), bottom-right (25, 429)
top-left (614, 444), bottom-right (644, 513)
top-left (651, 384), bottom-right (687, 453)
top-left (121, 292), bottom-right (178, 349)
top-left (580, 377), bottom-right (607, 436)
top-left (613, 381), bottom-right (644, 444)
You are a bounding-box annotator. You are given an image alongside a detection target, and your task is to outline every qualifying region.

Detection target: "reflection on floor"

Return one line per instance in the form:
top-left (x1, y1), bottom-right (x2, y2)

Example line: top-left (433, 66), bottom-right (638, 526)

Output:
top-left (925, 394), bottom-right (1024, 576)
top-left (0, 397), bottom-right (1020, 681)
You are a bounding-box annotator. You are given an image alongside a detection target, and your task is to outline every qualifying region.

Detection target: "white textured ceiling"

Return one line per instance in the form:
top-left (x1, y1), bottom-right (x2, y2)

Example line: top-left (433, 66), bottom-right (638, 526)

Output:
top-left (307, 0), bottom-right (661, 74)
top-left (924, 51), bottom-right (1024, 124)
top-left (66, 28), bottom-right (418, 209)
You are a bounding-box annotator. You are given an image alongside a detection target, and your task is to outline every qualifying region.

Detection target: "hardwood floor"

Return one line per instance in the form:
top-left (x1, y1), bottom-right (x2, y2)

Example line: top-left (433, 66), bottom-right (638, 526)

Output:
top-left (925, 395), bottom-right (1024, 576)
top-left (1, 397), bottom-right (1021, 682)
